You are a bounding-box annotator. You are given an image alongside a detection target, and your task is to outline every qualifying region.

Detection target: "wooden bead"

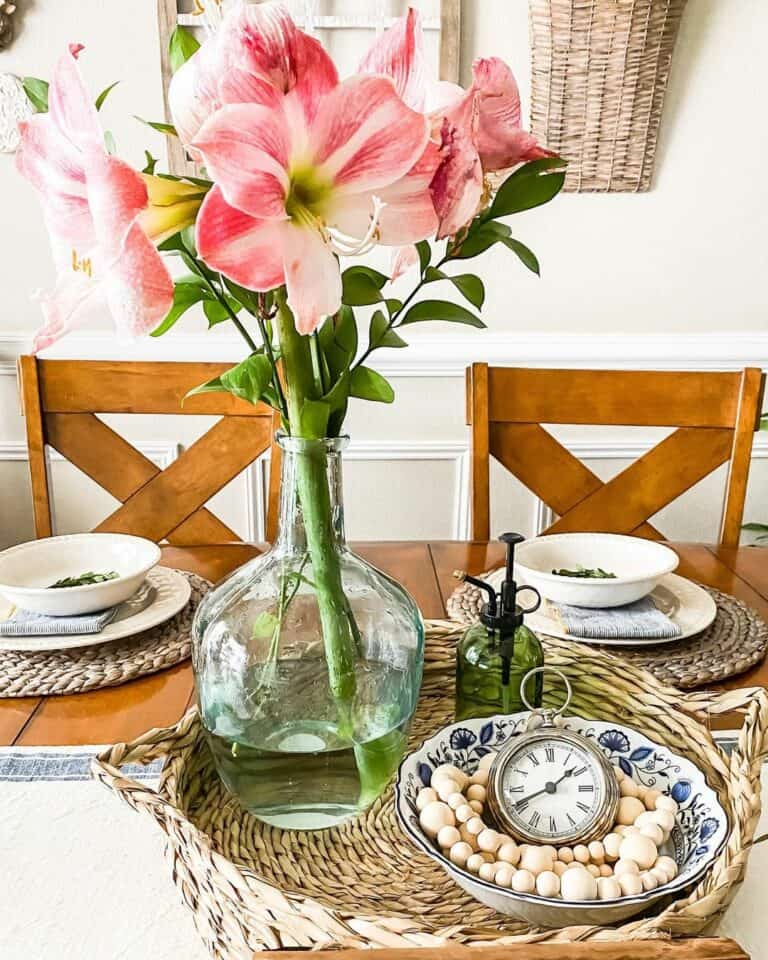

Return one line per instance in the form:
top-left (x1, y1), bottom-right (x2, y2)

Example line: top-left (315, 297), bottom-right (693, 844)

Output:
top-left (419, 802), bottom-right (454, 838)
top-left (619, 777), bottom-right (640, 798)
top-left (466, 853), bottom-right (486, 874)
top-left (599, 864), bottom-right (613, 878)
top-left (449, 841), bottom-right (473, 867)
top-left (619, 834), bottom-right (657, 870)
top-left (477, 752), bottom-right (496, 771)
top-left (519, 846), bottom-right (555, 876)
top-left (478, 861), bottom-right (498, 882)
top-left (655, 795), bottom-right (679, 814)
top-left (465, 817), bottom-right (485, 835)
top-left (446, 792), bottom-right (465, 811)
top-left (437, 825), bottom-right (461, 849)
top-left (643, 789), bottom-right (662, 810)
top-left (597, 877), bottom-right (622, 900)
top-left (469, 769), bottom-right (489, 787)
top-left (454, 804), bottom-right (474, 823)
top-left (639, 823), bottom-right (664, 847)
top-left (617, 796), bottom-right (645, 825)
top-left (497, 842), bottom-right (520, 865)
top-left (494, 865), bottom-right (515, 888)
top-left (655, 856), bottom-right (678, 880)
top-left (649, 866), bottom-right (671, 886)
top-left (416, 788), bottom-right (438, 811)
top-left (511, 869), bottom-right (536, 893)
top-left (458, 824), bottom-right (479, 850)
top-left (477, 829), bottom-right (501, 853)
top-left (640, 871), bottom-right (658, 892)
top-left (432, 764), bottom-right (468, 791)
top-left (560, 867), bottom-right (598, 901)
top-left (466, 784), bottom-right (487, 803)
top-left (573, 844), bottom-right (590, 864)
top-left (613, 766), bottom-right (625, 783)
top-left (603, 833), bottom-right (622, 861)
top-left (553, 861), bottom-right (568, 877)
top-left (557, 846), bottom-right (574, 864)
top-left (435, 778), bottom-right (461, 802)
top-left (536, 870), bottom-right (560, 898)
top-left (617, 873), bottom-right (643, 896)
top-left (586, 863), bottom-right (600, 877)
top-left (653, 810), bottom-right (676, 835)
top-left (468, 800), bottom-right (484, 814)
top-left (587, 841), bottom-right (605, 864)
top-left (614, 858), bottom-right (639, 878)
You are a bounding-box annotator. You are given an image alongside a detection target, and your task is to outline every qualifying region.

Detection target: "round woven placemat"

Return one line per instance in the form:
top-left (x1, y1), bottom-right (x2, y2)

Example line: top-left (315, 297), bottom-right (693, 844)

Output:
top-left (0, 571), bottom-right (210, 698)
top-left (447, 572), bottom-right (768, 689)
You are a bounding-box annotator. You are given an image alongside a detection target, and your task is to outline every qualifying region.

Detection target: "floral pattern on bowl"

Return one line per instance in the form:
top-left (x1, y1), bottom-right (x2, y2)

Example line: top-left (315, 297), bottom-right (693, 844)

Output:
top-left (396, 712), bottom-right (728, 927)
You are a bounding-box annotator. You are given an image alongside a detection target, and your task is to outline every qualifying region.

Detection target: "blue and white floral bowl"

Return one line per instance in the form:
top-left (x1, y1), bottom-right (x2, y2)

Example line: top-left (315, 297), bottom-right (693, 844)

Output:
top-left (395, 713), bottom-right (728, 927)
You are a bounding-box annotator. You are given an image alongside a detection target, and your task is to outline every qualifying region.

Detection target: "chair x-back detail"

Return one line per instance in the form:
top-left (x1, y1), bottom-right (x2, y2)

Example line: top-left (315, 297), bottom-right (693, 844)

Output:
top-left (467, 363), bottom-right (765, 547)
top-left (18, 357), bottom-right (282, 544)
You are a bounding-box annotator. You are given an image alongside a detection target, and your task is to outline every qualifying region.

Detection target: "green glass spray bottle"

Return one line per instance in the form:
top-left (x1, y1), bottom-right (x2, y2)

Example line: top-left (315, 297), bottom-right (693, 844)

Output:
top-left (455, 533), bottom-right (544, 720)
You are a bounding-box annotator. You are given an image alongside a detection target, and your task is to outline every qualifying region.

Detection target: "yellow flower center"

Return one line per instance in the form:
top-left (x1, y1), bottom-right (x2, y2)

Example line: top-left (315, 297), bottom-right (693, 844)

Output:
top-left (285, 166), bottom-right (332, 228)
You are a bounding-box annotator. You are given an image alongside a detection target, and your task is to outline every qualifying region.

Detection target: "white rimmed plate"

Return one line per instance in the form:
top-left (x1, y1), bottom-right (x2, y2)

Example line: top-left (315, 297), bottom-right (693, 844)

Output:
top-left (0, 566), bottom-right (191, 652)
top-left (485, 569), bottom-right (717, 646)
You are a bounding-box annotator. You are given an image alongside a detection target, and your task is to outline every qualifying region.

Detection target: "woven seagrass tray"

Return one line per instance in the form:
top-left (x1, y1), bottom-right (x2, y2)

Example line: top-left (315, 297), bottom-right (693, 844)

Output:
top-left (447, 573), bottom-right (768, 690)
top-left (93, 621), bottom-right (768, 959)
top-left (0, 571), bottom-right (210, 697)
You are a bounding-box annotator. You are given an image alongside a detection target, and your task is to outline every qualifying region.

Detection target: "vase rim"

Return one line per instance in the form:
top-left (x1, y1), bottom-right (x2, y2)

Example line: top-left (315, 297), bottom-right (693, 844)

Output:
top-left (277, 432), bottom-right (350, 454)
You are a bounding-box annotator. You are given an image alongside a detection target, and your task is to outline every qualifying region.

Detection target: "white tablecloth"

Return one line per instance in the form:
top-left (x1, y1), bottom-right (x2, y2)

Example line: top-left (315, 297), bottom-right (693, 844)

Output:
top-left (0, 746), bottom-right (764, 960)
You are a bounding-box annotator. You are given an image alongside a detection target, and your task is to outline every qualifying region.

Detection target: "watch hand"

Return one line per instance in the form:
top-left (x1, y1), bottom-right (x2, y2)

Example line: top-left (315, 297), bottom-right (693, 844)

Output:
top-left (513, 768), bottom-right (575, 808)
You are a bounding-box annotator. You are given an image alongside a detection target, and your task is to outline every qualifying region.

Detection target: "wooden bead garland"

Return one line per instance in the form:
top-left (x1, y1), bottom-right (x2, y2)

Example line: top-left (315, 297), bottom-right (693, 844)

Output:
top-left (417, 761), bottom-right (679, 902)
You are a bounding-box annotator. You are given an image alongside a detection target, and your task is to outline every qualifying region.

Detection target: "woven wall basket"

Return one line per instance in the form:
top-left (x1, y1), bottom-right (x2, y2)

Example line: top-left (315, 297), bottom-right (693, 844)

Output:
top-left (93, 622), bottom-right (768, 958)
top-left (529, 0), bottom-right (689, 192)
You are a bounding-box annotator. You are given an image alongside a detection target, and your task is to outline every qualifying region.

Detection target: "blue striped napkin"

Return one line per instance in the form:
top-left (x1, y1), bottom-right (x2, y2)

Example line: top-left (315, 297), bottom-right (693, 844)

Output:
top-left (551, 595), bottom-right (682, 640)
top-left (0, 604), bottom-right (119, 637)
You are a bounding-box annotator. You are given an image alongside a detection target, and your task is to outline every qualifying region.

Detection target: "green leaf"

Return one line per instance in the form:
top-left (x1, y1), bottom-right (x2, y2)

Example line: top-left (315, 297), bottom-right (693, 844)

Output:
top-left (317, 306), bottom-right (358, 379)
top-left (142, 151), bottom-right (158, 175)
top-left (323, 370), bottom-right (351, 436)
top-left (219, 354), bottom-right (273, 405)
top-left (341, 265), bottom-right (388, 306)
top-left (489, 157), bottom-right (566, 219)
top-left (222, 277), bottom-right (260, 314)
top-left (298, 399), bottom-right (331, 437)
top-left (502, 237), bottom-right (541, 275)
top-left (150, 277), bottom-right (211, 337)
top-left (350, 366), bottom-right (395, 403)
top-left (183, 376), bottom-right (225, 402)
top-left (169, 25), bottom-right (200, 73)
top-left (135, 116), bottom-right (178, 137)
top-left (742, 523), bottom-right (768, 532)
top-left (759, 412), bottom-right (768, 431)
top-left (385, 298), bottom-right (402, 316)
top-left (450, 220), bottom-right (511, 260)
top-left (252, 611), bottom-right (279, 640)
top-left (400, 300), bottom-right (486, 328)
top-left (203, 297), bottom-right (240, 328)
top-left (424, 267), bottom-right (485, 308)
top-left (21, 77), bottom-right (49, 113)
top-left (416, 240), bottom-right (431, 274)
top-left (95, 81), bottom-right (120, 111)
top-left (369, 310), bottom-right (407, 350)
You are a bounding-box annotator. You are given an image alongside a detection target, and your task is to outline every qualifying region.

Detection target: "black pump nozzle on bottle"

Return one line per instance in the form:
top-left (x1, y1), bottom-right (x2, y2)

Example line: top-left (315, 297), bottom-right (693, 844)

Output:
top-left (460, 533), bottom-right (542, 688)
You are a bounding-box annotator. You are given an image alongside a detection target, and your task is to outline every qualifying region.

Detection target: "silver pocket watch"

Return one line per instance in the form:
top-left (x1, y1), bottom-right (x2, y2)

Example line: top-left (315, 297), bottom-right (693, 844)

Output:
top-left (486, 667), bottom-right (620, 845)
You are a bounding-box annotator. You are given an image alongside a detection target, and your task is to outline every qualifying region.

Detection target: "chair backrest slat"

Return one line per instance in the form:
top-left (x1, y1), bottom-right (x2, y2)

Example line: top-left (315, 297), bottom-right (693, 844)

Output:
top-left (18, 356), bottom-right (279, 544)
top-left (467, 364), bottom-right (765, 546)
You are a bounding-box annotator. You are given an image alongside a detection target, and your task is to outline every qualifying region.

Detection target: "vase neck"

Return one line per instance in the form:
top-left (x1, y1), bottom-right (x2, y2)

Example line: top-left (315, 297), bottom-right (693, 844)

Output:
top-left (273, 436), bottom-right (348, 554)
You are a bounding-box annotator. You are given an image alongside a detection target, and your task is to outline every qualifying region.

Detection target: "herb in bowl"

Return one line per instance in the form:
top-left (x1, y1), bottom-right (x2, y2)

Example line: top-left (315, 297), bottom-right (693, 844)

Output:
top-left (551, 566), bottom-right (617, 579)
top-left (49, 571), bottom-right (120, 588)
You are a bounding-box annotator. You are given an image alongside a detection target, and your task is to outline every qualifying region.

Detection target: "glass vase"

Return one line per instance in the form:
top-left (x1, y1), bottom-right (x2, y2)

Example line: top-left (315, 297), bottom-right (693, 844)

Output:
top-left (192, 435), bottom-right (424, 830)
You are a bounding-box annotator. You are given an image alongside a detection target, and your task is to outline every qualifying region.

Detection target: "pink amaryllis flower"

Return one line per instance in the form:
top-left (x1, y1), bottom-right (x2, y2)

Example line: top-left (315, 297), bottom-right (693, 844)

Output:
top-left (171, 2), bottom-right (433, 332)
top-left (360, 9), bottom-right (551, 241)
top-left (16, 45), bottom-right (173, 352)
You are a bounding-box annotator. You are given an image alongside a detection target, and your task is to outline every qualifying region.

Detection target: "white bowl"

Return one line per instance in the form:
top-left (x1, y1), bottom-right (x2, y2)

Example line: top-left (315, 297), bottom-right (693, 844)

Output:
top-left (0, 534), bottom-right (161, 616)
top-left (515, 534), bottom-right (679, 608)
top-left (396, 713), bottom-right (727, 928)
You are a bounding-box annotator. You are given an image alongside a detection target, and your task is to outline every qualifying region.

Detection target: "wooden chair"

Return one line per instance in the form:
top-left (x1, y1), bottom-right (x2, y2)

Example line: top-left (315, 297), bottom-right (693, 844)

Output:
top-left (466, 363), bottom-right (765, 546)
top-left (18, 356), bottom-right (283, 544)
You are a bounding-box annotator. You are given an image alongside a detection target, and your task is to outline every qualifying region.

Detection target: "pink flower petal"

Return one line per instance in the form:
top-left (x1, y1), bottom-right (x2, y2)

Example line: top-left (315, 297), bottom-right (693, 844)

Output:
top-left (103, 223), bottom-right (175, 340)
top-left (430, 90), bottom-right (483, 239)
top-left (375, 138), bottom-right (440, 244)
top-left (390, 245), bottom-right (419, 281)
top-left (222, 2), bottom-right (337, 124)
top-left (358, 8), bottom-right (426, 112)
top-left (84, 153), bottom-right (150, 262)
top-left (196, 184), bottom-right (286, 291)
top-left (282, 224), bottom-right (341, 335)
top-left (472, 57), bottom-right (552, 171)
top-left (313, 76), bottom-right (428, 194)
top-left (47, 45), bottom-right (102, 152)
top-left (32, 270), bottom-right (99, 353)
top-left (168, 40), bottom-right (221, 159)
top-left (193, 103), bottom-right (290, 219)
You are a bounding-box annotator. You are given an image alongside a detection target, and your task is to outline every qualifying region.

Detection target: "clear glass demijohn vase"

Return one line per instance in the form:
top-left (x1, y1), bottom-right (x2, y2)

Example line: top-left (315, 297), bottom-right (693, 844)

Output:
top-left (192, 435), bottom-right (425, 830)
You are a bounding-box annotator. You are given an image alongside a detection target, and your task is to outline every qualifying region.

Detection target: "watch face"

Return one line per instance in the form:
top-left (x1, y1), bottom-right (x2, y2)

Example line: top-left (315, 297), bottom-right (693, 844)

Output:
top-left (496, 734), bottom-right (607, 843)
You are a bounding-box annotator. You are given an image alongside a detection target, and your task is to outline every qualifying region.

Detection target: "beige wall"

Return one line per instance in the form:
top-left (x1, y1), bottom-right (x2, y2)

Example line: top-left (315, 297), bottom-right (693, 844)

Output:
top-left (0, 1), bottom-right (766, 548)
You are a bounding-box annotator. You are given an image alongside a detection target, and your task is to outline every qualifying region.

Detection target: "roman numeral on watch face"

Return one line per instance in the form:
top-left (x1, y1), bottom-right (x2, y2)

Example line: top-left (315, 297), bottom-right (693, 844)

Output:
top-left (545, 747), bottom-right (554, 762)
top-left (576, 800), bottom-right (591, 814)
top-left (529, 811), bottom-right (540, 828)
top-left (578, 784), bottom-right (594, 792)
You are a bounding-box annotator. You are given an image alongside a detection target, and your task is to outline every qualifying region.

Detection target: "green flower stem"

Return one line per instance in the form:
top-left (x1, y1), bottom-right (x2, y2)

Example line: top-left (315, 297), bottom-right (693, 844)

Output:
top-left (274, 291), bottom-right (357, 712)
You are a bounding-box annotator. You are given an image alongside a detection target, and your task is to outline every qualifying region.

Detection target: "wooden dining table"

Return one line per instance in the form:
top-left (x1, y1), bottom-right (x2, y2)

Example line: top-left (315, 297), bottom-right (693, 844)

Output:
top-left (1, 539), bottom-right (767, 746)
